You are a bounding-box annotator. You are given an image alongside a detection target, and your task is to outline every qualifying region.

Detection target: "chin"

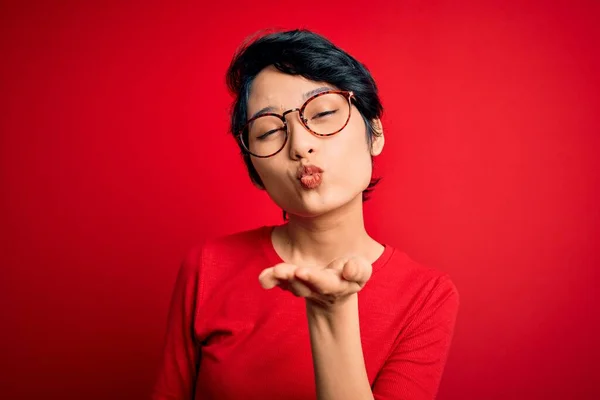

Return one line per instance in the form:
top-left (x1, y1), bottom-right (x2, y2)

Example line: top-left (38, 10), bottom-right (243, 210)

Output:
top-left (278, 190), bottom-right (362, 219)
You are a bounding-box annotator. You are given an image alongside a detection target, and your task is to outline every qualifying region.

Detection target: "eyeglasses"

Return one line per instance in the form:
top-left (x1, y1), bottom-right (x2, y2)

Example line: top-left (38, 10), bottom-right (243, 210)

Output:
top-left (237, 90), bottom-right (355, 158)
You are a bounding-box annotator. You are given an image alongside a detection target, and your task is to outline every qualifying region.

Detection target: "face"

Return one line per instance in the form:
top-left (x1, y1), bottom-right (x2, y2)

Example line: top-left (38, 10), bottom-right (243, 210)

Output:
top-left (246, 65), bottom-right (384, 218)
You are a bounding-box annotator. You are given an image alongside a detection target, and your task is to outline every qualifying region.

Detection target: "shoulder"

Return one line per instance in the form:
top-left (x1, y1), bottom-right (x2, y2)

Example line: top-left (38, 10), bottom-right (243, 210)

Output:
top-left (199, 225), bottom-right (271, 258)
top-left (407, 251), bottom-right (457, 293)
top-left (381, 249), bottom-right (460, 334)
top-left (179, 225), bottom-right (272, 273)
top-left (379, 246), bottom-right (459, 307)
top-left (402, 252), bottom-right (459, 322)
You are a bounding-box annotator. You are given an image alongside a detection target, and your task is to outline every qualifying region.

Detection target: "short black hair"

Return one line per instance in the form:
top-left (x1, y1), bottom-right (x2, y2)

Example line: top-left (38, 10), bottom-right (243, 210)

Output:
top-left (226, 29), bottom-right (383, 202)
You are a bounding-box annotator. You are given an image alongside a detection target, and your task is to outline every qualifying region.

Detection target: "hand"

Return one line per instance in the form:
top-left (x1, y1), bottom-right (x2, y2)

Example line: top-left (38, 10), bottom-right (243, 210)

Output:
top-left (258, 256), bottom-right (373, 309)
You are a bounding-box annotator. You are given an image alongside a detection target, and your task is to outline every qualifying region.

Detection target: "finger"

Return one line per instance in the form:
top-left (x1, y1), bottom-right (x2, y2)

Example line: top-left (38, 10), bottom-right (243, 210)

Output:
top-left (258, 267), bottom-right (277, 289)
top-left (325, 257), bottom-right (349, 273)
top-left (342, 258), bottom-right (372, 287)
top-left (287, 278), bottom-right (313, 298)
top-left (295, 267), bottom-right (347, 296)
top-left (258, 263), bottom-right (298, 290)
top-left (272, 263), bottom-right (298, 281)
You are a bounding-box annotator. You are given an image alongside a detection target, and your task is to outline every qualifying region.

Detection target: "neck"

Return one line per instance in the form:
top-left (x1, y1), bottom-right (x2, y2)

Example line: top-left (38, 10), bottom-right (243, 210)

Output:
top-left (276, 196), bottom-right (377, 267)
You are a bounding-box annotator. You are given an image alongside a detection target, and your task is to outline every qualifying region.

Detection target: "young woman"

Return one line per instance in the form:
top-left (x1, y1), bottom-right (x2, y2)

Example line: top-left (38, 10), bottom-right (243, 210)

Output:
top-left (152, 29), bottom-right (459, 400)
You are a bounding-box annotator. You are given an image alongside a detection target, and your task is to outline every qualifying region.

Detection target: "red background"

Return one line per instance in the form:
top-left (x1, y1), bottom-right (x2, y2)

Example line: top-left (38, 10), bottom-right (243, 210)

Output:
top-left (1, 1), bottom-right (599, 399)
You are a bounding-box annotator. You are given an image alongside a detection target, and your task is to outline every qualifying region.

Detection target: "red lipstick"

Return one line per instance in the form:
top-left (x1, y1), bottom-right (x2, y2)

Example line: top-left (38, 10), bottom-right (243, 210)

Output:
top-left (297, 164), bottom-right (324, 190)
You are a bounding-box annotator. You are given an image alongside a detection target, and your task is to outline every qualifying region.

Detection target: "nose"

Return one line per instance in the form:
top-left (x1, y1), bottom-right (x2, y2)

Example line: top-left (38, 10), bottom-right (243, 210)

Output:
top-left (283, 110), bottom-right (317, 159)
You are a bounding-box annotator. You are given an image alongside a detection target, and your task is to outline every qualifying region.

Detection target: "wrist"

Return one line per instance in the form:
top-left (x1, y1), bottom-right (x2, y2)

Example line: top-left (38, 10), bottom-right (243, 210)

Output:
top-left (305, 294), bottom-right (358, 330)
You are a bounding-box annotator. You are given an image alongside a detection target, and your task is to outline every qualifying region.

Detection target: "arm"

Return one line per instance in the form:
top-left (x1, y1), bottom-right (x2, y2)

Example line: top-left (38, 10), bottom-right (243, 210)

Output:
top-left (306, 294), bottom-right (374, 400)
top-left (259, 259), bottom-right (459, 400)
top-left (307, 276), bottom-right (459, 400)
top-left (152, 246), bottom-right (203, 400)
top-left (260, 257), bottom-right (375, 400)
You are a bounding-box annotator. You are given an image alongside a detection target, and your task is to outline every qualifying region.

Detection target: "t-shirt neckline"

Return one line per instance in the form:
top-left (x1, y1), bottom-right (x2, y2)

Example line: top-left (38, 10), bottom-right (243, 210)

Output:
top-left (259, 225), bottom-right (394, 273)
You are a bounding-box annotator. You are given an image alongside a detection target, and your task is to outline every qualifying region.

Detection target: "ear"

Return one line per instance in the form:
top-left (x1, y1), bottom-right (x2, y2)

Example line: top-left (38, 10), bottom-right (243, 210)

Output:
top-left (370, 118), bottom-right (385, 156)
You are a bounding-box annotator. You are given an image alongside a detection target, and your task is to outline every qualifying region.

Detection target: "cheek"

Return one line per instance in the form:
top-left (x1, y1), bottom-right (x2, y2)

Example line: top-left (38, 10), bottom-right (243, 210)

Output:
top-left (331, 125), bottom-right (373, 184)
top-left (251, 158), bottom-right (286, 189)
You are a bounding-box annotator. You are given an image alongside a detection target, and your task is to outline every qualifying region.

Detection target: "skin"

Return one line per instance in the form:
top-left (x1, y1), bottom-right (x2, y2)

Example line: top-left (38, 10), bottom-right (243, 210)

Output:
top-left (248, 65), bottom-right (385, 400)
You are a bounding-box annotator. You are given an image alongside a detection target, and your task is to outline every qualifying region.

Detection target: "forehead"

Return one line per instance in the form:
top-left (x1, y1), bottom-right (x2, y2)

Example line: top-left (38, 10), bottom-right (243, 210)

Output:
top-left (247, 66), bottom-right (335, 114)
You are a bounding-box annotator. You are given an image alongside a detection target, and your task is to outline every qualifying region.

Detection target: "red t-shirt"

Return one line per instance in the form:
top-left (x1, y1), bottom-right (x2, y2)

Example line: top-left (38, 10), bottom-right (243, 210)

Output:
top-left (152, 225), bottom-right (459, 400)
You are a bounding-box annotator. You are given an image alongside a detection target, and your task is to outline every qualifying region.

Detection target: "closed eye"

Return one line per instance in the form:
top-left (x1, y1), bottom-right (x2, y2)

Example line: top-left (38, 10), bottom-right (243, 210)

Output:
top-left (257, 128), bottom-right (285, 140)
top-left (312, 109), bottom-right (338, 119)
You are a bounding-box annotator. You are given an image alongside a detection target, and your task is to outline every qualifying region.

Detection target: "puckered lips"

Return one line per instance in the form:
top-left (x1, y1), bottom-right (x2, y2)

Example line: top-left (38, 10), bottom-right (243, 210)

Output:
top-left (296, 164), bottom-right (324, 190)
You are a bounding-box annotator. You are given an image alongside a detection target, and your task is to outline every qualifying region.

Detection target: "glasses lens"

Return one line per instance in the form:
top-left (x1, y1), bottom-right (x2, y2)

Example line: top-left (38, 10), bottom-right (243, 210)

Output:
top-left (243, 115), bottom-right (286, 157)
top-left (303, 93), bottom-right (350, 136)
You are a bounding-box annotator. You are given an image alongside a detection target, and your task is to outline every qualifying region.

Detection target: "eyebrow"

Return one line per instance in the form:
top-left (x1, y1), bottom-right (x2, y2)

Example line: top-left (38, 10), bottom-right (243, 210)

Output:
top-left (302, 86), bottom-right (333, 101)
top-left (248, 86), bottom-right (334, 120)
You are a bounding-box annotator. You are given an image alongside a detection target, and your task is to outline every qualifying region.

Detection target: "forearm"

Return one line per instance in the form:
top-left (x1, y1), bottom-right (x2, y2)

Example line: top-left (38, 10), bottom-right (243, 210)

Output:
top-left (306, 294), bottom-right (374, 400)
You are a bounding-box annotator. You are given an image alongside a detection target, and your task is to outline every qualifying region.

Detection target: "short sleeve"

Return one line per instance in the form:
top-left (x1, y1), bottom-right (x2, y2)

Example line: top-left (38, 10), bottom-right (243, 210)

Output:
top-left (372, 275), bottom-right (459, 400)
top-left (152, 245), bottom-right (204, 400)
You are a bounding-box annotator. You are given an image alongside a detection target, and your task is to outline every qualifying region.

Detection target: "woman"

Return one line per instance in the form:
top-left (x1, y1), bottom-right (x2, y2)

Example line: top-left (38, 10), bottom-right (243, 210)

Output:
top-left (152, 29), bottom-right (459, 400)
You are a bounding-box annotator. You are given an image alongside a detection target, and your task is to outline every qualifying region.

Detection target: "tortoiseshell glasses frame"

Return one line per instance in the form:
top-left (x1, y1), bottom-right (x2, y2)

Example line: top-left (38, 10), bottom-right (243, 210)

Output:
top-left (237, 89), bottom-right (355, 158)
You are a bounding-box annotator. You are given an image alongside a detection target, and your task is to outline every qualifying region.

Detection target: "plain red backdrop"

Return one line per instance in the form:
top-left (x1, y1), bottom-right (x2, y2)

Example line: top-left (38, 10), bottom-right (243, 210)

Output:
top-left (1, 0), bottom-right (599, 399)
